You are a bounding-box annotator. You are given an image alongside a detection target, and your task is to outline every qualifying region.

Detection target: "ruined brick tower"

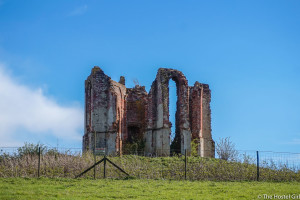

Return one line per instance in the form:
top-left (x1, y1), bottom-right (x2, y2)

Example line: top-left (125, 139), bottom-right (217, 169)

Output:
top-left (83, 67), bottom-right (215, 157)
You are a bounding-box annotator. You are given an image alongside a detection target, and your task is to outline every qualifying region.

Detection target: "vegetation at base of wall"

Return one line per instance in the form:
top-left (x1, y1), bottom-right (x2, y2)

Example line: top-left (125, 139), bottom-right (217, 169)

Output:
top-left (123, 138), bottom-right (146, 154)
top-left (191, 139), bottom-right (199, 156)
top-left (1, 178), bottom-right (300, 200)
top-left (0, 150), bottom-right (299, 181)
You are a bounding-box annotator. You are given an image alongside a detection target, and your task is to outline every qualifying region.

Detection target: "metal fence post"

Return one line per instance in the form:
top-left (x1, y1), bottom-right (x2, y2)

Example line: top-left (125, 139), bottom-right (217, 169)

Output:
top-left (94, 132), bottom-right (96, 180)
top-left (185, 149), bottom-right (187, 180)
top-left (256, 151), bottom-right (259, 181)
top-left (161, 159), bottom-right (163, 179)
top-left (103, 155), bottom-right (106, 178)
top-left (38, 147), bottom-right (41, 178)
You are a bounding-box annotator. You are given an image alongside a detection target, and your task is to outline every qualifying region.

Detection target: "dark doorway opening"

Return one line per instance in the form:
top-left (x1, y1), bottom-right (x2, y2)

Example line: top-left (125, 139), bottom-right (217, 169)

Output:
top-left (127, 126), bottom-right (141, 143)
top-left (125, 126), bottom-right (145, 154)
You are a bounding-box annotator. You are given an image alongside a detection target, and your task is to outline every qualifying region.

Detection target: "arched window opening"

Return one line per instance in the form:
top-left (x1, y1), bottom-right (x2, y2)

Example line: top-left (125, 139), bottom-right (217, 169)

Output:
top-left (169, 79), bottom-right (177, 148)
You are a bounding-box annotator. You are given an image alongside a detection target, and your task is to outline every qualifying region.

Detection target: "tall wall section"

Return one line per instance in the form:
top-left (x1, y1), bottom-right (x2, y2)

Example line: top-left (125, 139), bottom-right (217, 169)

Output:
top-left (189, 82), bottom-right (215, 157)
top-left (148, 68), bottom-right (191, 155)
top-left (83, 67), bottom-right (126, 155)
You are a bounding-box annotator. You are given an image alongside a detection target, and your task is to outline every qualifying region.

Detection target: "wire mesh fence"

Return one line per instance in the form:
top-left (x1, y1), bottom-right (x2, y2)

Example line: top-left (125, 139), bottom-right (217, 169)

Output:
top-left (0, 146), bottom-right (299, 181)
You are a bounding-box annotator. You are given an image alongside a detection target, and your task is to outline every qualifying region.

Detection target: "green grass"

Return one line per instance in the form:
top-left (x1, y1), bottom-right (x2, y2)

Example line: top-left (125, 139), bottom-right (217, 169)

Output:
top-left (0, 178), bottom-right (299, 200)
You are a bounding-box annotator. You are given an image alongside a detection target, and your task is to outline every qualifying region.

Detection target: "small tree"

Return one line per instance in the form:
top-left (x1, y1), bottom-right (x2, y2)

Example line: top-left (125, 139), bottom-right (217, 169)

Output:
top-left (17, 142), bottom-right (46, 157)
top-left (216, 137), bottom-right (238, 161)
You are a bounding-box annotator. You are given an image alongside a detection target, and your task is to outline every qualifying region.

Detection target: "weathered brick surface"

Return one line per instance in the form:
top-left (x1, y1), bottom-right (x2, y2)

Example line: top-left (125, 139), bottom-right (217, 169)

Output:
top-left (83, 67), bottom-right (215, 157)
top-left (190, 82), bottom-right (215, 157)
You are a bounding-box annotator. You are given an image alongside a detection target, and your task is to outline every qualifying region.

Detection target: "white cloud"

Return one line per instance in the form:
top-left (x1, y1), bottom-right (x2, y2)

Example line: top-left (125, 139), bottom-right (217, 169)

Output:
top-left (68, 5), bottom-right (88, 16)
top-left (0, 64), bottom-right (83, 147)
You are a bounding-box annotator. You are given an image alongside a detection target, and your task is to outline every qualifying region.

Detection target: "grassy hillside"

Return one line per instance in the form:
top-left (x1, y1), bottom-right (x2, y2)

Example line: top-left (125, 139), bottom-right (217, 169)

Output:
top-left (1, 178), bottom-right (300, 200)
top-left (1, 153), bottom-right (299, 181)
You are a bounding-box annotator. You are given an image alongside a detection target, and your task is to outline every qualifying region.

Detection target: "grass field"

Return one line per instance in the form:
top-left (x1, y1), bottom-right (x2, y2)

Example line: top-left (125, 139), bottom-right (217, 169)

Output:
top-left (0, 178), bottom-right (299, 200)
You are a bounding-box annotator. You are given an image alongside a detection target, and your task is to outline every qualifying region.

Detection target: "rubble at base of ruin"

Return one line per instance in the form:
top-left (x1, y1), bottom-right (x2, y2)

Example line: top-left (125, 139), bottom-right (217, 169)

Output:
top-left (83, 66), bottom-right (215, 157)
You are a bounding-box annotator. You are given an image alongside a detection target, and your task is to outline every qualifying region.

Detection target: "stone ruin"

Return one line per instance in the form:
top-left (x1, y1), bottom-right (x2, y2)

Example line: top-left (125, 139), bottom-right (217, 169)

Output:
top-left (82, 66), bottom-right (215, 157)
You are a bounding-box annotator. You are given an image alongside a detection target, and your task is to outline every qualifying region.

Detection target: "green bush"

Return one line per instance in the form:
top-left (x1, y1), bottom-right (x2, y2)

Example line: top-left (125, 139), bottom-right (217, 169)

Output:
top-left (17, 142), bottom-right (46, 157)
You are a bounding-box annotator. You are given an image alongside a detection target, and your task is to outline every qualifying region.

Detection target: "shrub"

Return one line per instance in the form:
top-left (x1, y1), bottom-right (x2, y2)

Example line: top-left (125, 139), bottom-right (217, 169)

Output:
top-left (216, 137), bottom-right (238, 161)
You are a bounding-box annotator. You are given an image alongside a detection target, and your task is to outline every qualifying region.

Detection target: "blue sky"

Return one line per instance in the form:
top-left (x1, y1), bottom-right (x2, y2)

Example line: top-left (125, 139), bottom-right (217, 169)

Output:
top-left (0, 0), bottom-right (299, 152)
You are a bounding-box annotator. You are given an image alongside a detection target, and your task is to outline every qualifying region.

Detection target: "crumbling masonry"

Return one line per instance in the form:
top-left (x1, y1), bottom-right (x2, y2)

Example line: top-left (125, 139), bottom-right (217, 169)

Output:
top-left (83, 67), bottom-right (215, 157)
